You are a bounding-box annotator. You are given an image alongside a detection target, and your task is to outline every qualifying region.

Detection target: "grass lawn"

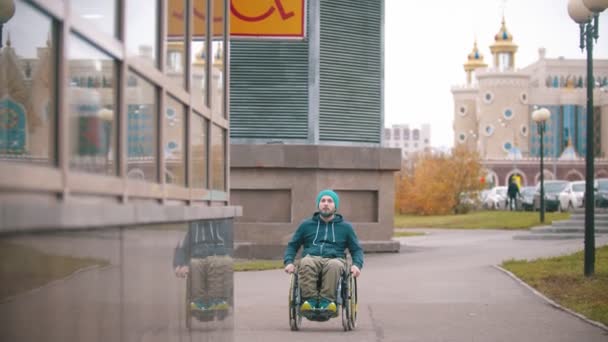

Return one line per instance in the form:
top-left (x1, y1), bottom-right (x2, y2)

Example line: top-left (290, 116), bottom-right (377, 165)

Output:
top-left (0, 242), bottom-right (110, 302)
top-left (234, 259), bottom-right (284, 272)
top-left (502, 246), bottom-right (608, 326)
top-left (393, 231), bottom-right (426, 238)
top-left (395, 211), bottom-right (570, 230)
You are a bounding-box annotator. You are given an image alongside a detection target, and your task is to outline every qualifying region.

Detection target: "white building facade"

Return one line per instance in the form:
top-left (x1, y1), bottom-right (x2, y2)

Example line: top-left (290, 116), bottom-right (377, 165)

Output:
top-left (383, 124), bottom-right (431, 159)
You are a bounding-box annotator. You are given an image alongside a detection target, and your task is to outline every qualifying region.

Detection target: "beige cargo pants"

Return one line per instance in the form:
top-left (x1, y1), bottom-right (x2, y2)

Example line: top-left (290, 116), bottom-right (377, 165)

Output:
top-left (298, 255), bottom-right (345, 302)
top-left (190, 255), bottom-right (233, 302)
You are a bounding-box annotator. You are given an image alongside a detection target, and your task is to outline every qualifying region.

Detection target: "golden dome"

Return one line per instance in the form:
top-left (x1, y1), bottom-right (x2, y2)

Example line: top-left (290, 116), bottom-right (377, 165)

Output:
top-left (490, 16), bottom-right (518, 53)
top-left (464, 40), bottom-right (487, 71)
top-left (494, 16), bottom-right (513, 42)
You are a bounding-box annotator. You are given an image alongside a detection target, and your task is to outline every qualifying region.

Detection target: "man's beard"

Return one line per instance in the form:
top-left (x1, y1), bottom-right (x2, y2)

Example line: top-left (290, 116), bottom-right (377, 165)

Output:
top-left (320, 209), bottom-right (334, 217)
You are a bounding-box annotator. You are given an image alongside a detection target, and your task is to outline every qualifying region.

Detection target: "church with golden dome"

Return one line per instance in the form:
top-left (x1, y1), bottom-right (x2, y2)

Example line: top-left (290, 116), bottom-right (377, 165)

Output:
top-left (452, 16), bottom-right (608, 187)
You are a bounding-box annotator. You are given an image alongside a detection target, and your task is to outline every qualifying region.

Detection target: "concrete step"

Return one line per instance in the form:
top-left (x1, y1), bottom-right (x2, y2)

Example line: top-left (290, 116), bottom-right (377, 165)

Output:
top-left (552, 219), bottom-right (608, 227)
top-left (514, 233), bottom-right (588, 240)
top-left (531, 226), bottom-right (608, 234)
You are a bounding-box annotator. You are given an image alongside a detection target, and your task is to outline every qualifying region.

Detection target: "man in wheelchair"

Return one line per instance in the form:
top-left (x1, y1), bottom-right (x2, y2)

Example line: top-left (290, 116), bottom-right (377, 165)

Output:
top-left (283, 189), bottom-right (364, 317)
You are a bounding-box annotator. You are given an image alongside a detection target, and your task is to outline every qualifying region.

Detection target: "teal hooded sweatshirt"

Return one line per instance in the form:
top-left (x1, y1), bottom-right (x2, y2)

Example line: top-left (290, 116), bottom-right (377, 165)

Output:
top-left (284, 212), bottom-right (364, 269)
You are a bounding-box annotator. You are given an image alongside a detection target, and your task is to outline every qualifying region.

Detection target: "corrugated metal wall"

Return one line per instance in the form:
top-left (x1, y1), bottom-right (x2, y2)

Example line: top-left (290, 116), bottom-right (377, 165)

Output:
top-left (229, 0), bottom-right (383, 144)
top-left (319, 1), bottom-right (382, 143)
top-left (230, 41), bottom-right (309, 139)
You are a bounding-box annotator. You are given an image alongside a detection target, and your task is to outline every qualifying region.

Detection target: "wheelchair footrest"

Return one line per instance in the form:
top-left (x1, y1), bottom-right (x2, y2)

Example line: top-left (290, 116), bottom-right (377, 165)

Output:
top-left (301, 307), bottom-right (339, 321)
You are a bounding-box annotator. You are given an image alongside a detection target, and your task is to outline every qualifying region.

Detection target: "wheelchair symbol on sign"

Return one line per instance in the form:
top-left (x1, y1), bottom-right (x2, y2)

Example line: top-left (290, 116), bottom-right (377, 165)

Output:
top-left (231, 0), bottom-right (295, 22)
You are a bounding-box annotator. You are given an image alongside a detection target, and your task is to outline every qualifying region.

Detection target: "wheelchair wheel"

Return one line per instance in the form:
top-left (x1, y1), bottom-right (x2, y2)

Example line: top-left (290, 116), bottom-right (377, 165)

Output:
top-left (349, 276), bottom-right (358, 330)
top-left (288, 273), bottom-right (302, 331)
top-left (185, 274), bottom-right (192, 330)
top-left (341, 273), bottom-right (358, 331)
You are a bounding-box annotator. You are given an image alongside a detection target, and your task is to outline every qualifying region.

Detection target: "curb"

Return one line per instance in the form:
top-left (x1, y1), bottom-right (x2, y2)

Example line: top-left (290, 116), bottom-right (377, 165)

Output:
top-left (493, 265), bottom-right (608, 332)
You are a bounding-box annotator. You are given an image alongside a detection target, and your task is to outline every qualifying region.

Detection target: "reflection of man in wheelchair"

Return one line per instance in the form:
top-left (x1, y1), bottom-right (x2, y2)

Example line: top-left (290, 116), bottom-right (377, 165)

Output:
top-left (174, 220), bottom-right (233, 327)
top-left (284, 189), bottom-right (364, 330)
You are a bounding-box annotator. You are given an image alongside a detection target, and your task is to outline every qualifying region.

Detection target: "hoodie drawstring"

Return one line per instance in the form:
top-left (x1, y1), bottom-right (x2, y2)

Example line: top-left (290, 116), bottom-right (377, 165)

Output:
top-left (312, 220), bottom-right (320, 246)
top-left (332, 222), bottom-right (335, 242)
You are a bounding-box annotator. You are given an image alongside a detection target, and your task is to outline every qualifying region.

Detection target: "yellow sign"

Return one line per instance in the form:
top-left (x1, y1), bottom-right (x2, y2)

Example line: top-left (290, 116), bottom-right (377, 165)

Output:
top-left (231, 0), bottom-right (305, 38)
top-left (168, 0), bottom-right (306, 40)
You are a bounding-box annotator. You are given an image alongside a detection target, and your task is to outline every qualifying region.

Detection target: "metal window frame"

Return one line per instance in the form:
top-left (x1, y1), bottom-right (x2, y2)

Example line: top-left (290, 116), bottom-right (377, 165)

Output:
top-left (1, 0), bottom-right (230, 206)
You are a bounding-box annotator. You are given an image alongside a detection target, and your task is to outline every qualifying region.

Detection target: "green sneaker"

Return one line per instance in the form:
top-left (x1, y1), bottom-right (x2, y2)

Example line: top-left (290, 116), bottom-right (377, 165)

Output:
top-left (190, 300), bottom-right (207, 312)
top-left (319, 298), bottom-right (336, 313)
top-left (300, 298), bottom-right (317, 312)
top-left (209, 299), bottom-right (229, 311)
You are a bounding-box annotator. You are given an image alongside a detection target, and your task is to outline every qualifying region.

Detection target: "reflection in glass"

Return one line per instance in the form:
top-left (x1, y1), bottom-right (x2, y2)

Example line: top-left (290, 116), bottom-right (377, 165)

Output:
top-left (164, 96), bottom-right (185, 185)
top-left (211, 0), bottom-right (225, 116)
top-left (70, 0), bottom-right (117, 38)
top-left (68, 35), bottom-right (116, 175)
top-left (191, 113), bottom-right (207, 188)
top-left (0, 228), bottom-right (120, 341)
top-left (0, 221), bottom-right (234, 340)
top-left (191, 0), bottom-right (207, 106)
top-left (126, 0), bottom-right (158, 67)
top-left (1, 0), bottom-right (55, 164)
top-left (211, 124), bottom-right (225, 191)
top-left (126, 72), bottom-right (157, 182)
top-left (166, 0), bottom-right (186, 88)
top-left (211, 41), bottom-right (224, 117)
top-left (173, 219), bottom-right (234, 328)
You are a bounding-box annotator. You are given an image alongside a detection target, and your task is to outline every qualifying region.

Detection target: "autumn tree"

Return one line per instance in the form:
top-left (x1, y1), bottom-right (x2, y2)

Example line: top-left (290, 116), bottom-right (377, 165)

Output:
top-left (395, 146), bottom-right (485, 215)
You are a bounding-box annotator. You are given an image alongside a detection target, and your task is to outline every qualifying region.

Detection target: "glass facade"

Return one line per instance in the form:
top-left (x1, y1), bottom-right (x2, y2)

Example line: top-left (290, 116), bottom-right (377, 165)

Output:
top-left (0, 0), bottom-right (55, 164)
top-left (71, 0), bottom-right (117, 38)
top-left (1, 0), bottom-right (229, 198)
top-left (127, 71), bottom-right (157, 182)
top-left (68, 34), bottom-right (117, 175)
top-left (164, 96), bottom-right (186, 185)
top-left (126, 0), bottom-right (159, 67)
top-left (529, 105), bottom-right (595, 158)
top-left (212, 124), bottom-right (225, 191)
top-left (191, 113), bottom-right (208, 188)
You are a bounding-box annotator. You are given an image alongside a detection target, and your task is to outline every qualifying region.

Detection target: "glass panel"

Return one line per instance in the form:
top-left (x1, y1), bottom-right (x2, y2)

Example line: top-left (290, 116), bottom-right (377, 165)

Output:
top-left (164, 96), bottom-right (185, 185)
top-left (70, 0), bottom-right (117, 38)
top-left (68, 35), bottom-right (116, 175)
top-left (211, 124), bottom-right (225, 191)
top-left (126, 72), bottom-right (157, 182)
top-left (211, 0), bottom-right (225, 116)
top-left (1, 0), bottom-right (55, 164)
top-left (191, 0), bottom-right (208, 107)
top-left (0, 220), bottom-right (234, 340)
top-left (191, 113), bottom-right (207, 188)
top-left (166, 0), bottom-right (186, 88)
top-left (126, 0), bottom-right (158, 67)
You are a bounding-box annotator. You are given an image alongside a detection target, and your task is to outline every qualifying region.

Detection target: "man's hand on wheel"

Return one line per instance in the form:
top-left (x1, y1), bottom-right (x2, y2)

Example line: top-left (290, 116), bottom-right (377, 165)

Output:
top-left (284, 263), bottom-right (296, 274)
top-left (350, 265), bottom-right (361, 278)
top-left (175, 265), bottom-right (189, 278)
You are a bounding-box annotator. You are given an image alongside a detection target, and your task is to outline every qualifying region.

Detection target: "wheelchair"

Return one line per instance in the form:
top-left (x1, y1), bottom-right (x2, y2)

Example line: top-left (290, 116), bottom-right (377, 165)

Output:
top-left (288, 267), bottom-right (358, 331)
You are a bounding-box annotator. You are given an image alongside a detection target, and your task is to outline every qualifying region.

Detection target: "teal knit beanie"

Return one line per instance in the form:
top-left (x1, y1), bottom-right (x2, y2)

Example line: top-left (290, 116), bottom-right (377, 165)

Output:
top-left (316, 189), bottom-right (339, 210)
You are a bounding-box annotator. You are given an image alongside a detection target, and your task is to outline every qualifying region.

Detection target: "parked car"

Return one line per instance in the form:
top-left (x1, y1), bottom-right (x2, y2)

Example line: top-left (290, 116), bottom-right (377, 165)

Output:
top-left (596, 178), bottom-right (608, 208)
top-left (483, 186), bottom-right (507, 210)
top-left (558, 181), bottom-right (585, 211)
top-left (519, 186), bottom-right (536, 211)
top-left (533, 180), bottom-right (569, 212)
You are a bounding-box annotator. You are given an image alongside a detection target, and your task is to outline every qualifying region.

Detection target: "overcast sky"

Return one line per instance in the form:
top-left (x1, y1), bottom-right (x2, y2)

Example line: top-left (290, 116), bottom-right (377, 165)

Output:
top-left (385, 0), bottom-right (608, 149)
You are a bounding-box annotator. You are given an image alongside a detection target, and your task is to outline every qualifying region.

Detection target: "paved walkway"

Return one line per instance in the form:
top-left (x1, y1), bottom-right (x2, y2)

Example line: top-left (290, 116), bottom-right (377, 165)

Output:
top-left (2, 229), bottom-right (607, 341)
top-left (234, 229), bottom-right (608, 342)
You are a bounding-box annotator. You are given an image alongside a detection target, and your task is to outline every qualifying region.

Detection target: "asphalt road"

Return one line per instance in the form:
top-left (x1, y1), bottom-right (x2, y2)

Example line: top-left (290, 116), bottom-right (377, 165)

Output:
top-left (234, 229), bottom-right (608, 342)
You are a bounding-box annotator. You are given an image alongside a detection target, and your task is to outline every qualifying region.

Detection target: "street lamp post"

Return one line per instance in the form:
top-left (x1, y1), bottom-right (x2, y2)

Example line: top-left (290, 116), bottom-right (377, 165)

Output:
top-left (568, 0), bottom-right (608, 277)
top-left (532, 108), bottom-right (550, 223)
top-left (0, 0), bottom-right (16, 48)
